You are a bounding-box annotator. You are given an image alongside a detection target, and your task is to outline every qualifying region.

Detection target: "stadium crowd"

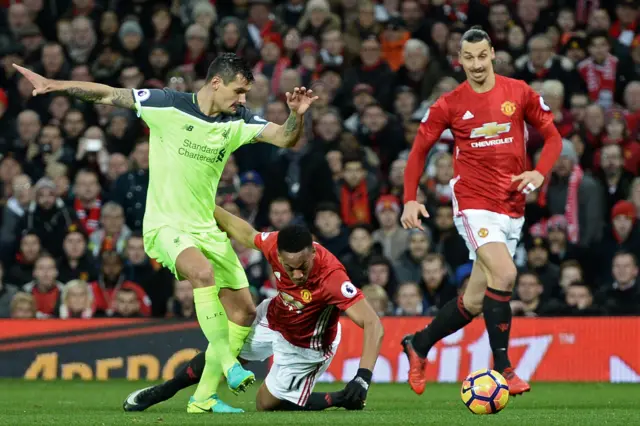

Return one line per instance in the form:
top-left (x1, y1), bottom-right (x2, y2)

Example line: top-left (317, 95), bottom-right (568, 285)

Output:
top-left (0, 0), bottom-right (639, 320)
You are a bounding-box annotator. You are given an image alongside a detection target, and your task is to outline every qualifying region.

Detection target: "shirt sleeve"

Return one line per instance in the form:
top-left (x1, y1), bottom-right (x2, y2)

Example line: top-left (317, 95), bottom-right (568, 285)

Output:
top-left (231, 105), bottom-right (270, 149)
top-left (522, 83), bottom-right (554, 129)
top-left (132, 88), bottom-right (173, 127)
top-left (253, 231), bottom-right (277, 253)
top-left (323, 270), bottom-right (365, 311)
top-left (404, 98), bottom-right (450, 203)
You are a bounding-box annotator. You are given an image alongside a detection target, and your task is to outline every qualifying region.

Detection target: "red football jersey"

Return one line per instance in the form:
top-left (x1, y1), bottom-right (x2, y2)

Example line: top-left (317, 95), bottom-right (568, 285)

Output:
top-left (254, 232), bottom-right (364, 351)
top-left (408, 75), bottom-right (555, 217)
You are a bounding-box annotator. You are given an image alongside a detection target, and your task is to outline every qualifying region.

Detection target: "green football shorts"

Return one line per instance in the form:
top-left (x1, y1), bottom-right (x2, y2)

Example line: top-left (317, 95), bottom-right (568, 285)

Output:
top-left (143, 226), bottom-right (249, 290)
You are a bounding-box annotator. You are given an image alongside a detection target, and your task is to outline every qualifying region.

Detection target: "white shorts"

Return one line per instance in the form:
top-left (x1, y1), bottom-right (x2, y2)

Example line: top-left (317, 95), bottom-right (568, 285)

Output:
top-left (239, 298), bottom-right (341, 406)
top-left (453, 209), bottom-right (524, 261)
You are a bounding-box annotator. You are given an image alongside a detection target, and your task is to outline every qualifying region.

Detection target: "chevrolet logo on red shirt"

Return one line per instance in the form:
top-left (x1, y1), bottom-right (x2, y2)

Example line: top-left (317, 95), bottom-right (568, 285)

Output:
top-left (470, 122), bottom-right (511, 139)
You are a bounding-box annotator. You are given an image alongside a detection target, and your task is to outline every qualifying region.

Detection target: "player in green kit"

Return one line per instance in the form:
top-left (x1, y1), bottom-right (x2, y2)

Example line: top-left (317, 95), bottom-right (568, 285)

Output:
top-left (13, 54), bottom-right (317, 413)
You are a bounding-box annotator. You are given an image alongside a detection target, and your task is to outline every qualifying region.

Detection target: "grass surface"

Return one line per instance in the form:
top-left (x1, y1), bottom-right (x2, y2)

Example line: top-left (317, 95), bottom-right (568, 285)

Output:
top-left (0, 380), bottom-right (639, 425)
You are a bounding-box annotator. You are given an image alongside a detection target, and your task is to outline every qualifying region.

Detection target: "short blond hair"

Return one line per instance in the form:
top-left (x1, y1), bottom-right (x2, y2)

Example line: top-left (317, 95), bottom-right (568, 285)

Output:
top-left (10, 293), bottom-right (36, 317)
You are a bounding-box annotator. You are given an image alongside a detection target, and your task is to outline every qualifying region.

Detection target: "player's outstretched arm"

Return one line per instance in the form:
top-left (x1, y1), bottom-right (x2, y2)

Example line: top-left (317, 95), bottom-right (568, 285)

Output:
top-left (345, 299), bottom-right (384, 372)
top-left (12, 64), bottom-right (134, 109)
top-left (255, 87), bottom-right (318, 148)
top-left (213, 205), bottom-right (258, 250)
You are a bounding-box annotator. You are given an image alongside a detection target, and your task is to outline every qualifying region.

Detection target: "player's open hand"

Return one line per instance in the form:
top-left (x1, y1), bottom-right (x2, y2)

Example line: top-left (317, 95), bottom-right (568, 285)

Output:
top-left (285, 87), bottom-right (319, 115)
top-left (512, 170), bottom-right (544, 194)
top-left (401, 201), bottom-right (429, 230)
top-left (12, 64), bottom-right (55, 96)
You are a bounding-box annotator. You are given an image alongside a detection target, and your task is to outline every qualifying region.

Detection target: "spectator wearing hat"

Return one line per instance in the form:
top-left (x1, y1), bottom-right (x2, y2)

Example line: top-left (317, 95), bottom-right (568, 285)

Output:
top-left (19, 177), bottom-right (76, 258)
top-left (297, 0), bottom-right (341, 41)
top-left (342, 34), bottom-right (394, 110)
top-left (596, 251), bottom-right (640, 315)
top-left (57, 226), bottom-right (98, 283)
top-left (395, 228), bottom-right (432, 284)
top-left (343, 83), bottom-right (376, 133)
top-left (237, 171), bottom-right (265, 226)
top-left (254, 32), bottom-right (291, 95)
top-left (561, 34), bottom-right (588, 66)
top-left (380, 17), bottom-right (411, 72)
top-left (522, 236), bottom-right (561, 298)
top-left (545, 215), bottom-right (581, 267)
top-left (313, 202), bottom-right (350, 257)
top-left (595, 200), bottom-right (640, 281)
top-left (595, 143), bottom-right (635, 214)
top-left (183, 23), bottom-right (214, 79)
top-left (23, 253), bottom-right (64, 318)
top-left (296, 37), bottom-right (321, 87)
top-left (538, 139), bottom-right (605, 249)
top-left (372, 195), bottom-right (409, 263)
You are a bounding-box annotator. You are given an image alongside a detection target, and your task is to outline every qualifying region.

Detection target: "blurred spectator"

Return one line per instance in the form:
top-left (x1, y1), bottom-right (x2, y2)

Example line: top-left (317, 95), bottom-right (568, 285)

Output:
top-left (9, 292), bottom-right (36, 319)
top-left (0, 262), bottom-right (19, 318)
top-left (341, 225), bottom-right (376, 287)
top-left (419, 254), bottom-right (457, 314)
top-left (343, 34), bottom-right (393, 108)
top-left (577, 31), bottom-right (617, 109)
top-left (545, 215), bottom-right (581, 266)
top-left (367, 255), bottom-right (397, 297)
top-left (89, 201), bottom-right (132, 257)
top-left (238, 171), bottom-right (265, 225)
top-left (616, 36), bottom-right (640, 104)
top-left (338, 152), bottom-right (377, 227)
top-left (395, 229), bottom-right (432, 283)
top-left (394, 39), bottom-right (443, 107)
top-left (511, 272), bottom-right (545, 317)
top-left (541, 80), bottom-right (575, 137)
top-left (20, 177), bottom-right (76, 258)
top-left (22, 254), bottom-right (64, 318)
top-left (166, 280), bottom-right (195, 319)
top-left (542, 281), bottom-right (604, 316)
top-left (558, 260), bottom-right (585, 294)
top-left (630, 177), bottom-right (640, 217)
top-left (539, 139), bottom-right (604, 249)
top-left (6, 231), bottom-right (41, 286)
top-left (111, 140), bottom-right (149, 231)
top-left (57, 279), bottom-right (94, 319)
top-left (597, 251), bottom-right (640, 315)
top-left (72, 169), bottom-right (103, 236)
top-left (0, 174), bottom-right (32, 260)
top-left (372, 195), bottom-right (409, 262)
top-left (57, 226), bottom-right (98, 283)
top-left (596, 143), bottom-right (635, 214)
top-left (522, 237), bottom-right (560, 297)
top-left (90, 251), bottom-right (151, 317)
top-left (265, 197), bottom-right (295, 231)
top-left (313, 202), bottom-right (349, 257)
top-left (110, 287), bottom-right (143, 318)
top-left (432, 203), bottom-right (469, 270)
top-left (394, 281), bottom-right (426, 316)
top-left (596, 200), bottom-right (640, 280)
top-left (361, 283), bottom-right (390, 317)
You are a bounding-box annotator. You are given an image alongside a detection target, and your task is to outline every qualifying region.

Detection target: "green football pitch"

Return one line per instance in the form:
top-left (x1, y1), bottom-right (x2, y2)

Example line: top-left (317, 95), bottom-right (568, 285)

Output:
top-left (0, 380), bottom-right (638, 425)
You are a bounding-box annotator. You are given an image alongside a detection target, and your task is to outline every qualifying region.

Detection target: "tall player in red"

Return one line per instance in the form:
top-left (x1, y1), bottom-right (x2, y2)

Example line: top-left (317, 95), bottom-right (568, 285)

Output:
top-left (124, 206), bottom-right (384, 413)
top-left (400, 27), bottom-right (562, 396)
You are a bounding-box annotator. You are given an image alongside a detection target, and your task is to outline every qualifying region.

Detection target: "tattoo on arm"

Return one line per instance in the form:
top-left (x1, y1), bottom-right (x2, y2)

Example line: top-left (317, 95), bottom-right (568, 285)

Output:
top-left (110, 89), bottom-right (135, 109)
top-left (64, 87), bottom-right (104, 103)
top-left (281, 112), bottom-right (303, 146)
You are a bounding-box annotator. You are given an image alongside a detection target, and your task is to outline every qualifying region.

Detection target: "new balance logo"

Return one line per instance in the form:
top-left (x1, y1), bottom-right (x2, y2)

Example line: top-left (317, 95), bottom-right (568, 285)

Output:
top-left (183, 124), bottom-right (193, 131)
top-left (462, 111), bottom-right (474, 120)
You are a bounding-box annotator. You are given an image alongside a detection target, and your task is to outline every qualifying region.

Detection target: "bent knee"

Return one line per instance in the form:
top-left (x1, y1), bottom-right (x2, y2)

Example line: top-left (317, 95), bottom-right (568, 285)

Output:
top-left (461, 292), bottom-right (483, 315)
top-left (188, 265), bottom-right (215, 287)
top-left (490, 264), bottom-right (517, 291)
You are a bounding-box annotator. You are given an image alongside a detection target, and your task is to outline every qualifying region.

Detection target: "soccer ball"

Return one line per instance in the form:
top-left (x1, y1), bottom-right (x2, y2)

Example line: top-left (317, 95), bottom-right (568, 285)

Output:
top-left (460, 369), bottom-right (510, 414)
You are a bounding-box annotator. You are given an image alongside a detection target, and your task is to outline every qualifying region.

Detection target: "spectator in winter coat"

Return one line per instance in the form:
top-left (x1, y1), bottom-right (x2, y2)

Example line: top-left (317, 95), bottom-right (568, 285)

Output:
top-left (0, 174), bottom-right (32, 262)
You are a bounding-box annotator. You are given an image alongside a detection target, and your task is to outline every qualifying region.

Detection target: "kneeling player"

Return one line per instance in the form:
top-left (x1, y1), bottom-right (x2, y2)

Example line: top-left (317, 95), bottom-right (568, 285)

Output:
top-left (124, 206), bottom-right (384, 412)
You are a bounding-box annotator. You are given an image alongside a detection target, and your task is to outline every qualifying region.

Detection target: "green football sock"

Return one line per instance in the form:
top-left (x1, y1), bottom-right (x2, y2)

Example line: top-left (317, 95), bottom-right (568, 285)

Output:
top-left (193, 321), bottom-right (252, 400)
top-left (192, 287), bottom-right (237, 400)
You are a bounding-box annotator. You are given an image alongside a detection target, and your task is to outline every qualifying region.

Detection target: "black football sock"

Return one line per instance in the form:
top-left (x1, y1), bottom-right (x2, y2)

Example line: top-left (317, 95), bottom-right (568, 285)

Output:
top-left (411, 295), bottom-right (475, 358)
top-left (157, 351), bottom-right (206, 399)
top-left (275, 392), bottom-right (345, 411)
top-left (483, 287), bottom-right (513, 372)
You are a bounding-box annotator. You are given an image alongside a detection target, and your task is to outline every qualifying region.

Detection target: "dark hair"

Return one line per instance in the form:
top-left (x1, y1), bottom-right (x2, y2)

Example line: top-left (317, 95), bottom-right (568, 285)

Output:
top-left (205, 53), bottom-right (254, 84)
top-left (587, 30), bottom-right (610, 47)
top-left (350, 224), bottom-right (372, 234)
top-left (517, 271), bottom-right (542, 285)
top-left (613, 250), bottom-right (638, 266)
top-left (567, 281), bottom-right (590, 291)
top-left (460, 25), bottom-right (493, 48)
top-left (277, 224), bottom-right (313, 253)
top-left (101, 250), bottom-right (123, 264)
top-left (270, 197), bottom-right (292, 208)
top-left (342, 151), bottom-right (364, 167)
top-left (368, 255), bottom-right (391, 268)
top-left (315, 202), bottom-right (340, 215)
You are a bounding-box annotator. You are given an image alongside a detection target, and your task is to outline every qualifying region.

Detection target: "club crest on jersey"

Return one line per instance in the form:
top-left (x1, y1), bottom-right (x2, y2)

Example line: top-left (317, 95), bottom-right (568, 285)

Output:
top-left (478, 228), bottom-right (489, 238)
top-left (279, 291), bottom-right (304, 310)
top-left (470, 122), bottom-right (511, 139)
top-left (501, 101), bottom-right (516, 117)
top-left (300, 289), bottom-right (313, 303)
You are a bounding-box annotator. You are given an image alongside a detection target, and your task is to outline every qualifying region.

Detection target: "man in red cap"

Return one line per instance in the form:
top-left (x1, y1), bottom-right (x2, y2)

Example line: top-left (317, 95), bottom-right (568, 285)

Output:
top-left (372, 195), bottom-right (409, 262)
top-left (595, 200), bottom-right (640, 281)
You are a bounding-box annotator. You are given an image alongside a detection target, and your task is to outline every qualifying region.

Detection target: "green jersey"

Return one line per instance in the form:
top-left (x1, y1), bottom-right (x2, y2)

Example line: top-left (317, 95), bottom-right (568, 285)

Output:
top-left (132, 88), bottom-right (268, 234)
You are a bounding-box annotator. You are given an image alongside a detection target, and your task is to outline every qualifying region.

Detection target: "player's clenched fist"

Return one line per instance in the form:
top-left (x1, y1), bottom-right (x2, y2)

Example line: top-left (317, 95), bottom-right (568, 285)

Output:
top-left (401, 200), bottom-right (429, 230)
top-left (342, 368), bottom-right (372, 410)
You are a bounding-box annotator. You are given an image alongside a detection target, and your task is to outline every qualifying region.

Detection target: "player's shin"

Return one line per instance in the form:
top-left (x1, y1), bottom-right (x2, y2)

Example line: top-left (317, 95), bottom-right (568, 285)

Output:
top-left (193, 286), bottom-right (237, 371)
top-left (273, 392), bottom-right (345, 411)
top-left (412, 295), bottom-right (475, 357)
top-left (158, 351), bottom-right (206, 398)
top-left (483, 287), bottom-right (513, 372)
